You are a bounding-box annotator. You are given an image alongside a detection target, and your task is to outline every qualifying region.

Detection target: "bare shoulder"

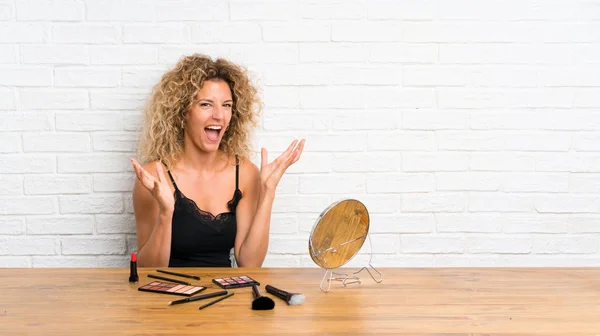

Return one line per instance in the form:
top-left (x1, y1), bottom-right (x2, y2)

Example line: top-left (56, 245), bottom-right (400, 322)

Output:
top-left (238, 155), bottom-right (259, 177)
top-left (236, 155), bottom-right (260, 192)
top-left (140, 160), bottom-right (159, 175)
top-left (142, 160), bottom-right (171, 180)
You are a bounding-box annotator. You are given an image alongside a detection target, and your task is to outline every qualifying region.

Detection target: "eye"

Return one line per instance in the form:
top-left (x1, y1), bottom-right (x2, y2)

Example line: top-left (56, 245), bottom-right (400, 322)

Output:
top-left (199, 102), bottom-right (211, 107)
top-left (223, 103), bottom-right (232, 108)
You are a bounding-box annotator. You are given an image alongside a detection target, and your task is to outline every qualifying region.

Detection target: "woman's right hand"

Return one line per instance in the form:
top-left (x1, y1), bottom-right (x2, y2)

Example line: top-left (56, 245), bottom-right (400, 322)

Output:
top-left (130, 159), bottom-right (175, 214)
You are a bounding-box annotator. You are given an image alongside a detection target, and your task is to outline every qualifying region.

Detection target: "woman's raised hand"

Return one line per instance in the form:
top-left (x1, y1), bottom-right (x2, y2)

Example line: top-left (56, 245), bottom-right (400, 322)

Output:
top-left (130, 158), bottom-right (175, 213)
top-left (260, 139), bottom-right (305, 193)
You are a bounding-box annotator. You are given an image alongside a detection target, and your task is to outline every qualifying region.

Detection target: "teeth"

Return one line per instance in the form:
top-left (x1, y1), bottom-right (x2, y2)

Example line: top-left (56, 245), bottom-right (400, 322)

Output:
top-left (206, 126), bottom-right (222, 130)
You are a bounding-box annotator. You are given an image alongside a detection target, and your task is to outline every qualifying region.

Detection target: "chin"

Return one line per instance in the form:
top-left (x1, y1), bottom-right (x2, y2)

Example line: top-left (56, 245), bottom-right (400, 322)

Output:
top-left (199, 143), bottom-right (220, 153)
top-left (185, 129), bottom-right (225, 154)
top-left (198, 137), bottom-right (223, 153)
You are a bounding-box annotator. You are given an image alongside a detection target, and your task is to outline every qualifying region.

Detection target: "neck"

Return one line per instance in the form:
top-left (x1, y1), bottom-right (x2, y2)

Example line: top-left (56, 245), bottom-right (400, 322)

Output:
top-left (178, 138), bottom-right (226, 175)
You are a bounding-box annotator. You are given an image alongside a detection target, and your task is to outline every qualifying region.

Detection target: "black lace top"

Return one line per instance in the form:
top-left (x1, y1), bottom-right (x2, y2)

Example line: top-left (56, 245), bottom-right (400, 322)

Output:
top-left (166, 156), bottom-right (242, 267)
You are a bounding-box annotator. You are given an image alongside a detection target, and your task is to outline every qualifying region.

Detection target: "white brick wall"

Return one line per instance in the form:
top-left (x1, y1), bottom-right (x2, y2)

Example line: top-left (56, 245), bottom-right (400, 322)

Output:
top-left (1, 0), bottom-right (600, 268)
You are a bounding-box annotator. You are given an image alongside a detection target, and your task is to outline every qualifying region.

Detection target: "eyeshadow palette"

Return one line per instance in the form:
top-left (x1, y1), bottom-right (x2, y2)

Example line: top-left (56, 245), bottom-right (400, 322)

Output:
top-left (212, 275), bottom-right (260, 289)
top-left (138, 281), bottom-right (206, 297)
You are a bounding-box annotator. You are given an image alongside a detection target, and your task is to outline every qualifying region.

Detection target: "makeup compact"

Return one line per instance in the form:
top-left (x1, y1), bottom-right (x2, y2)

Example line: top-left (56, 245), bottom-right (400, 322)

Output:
top-left (212, 275), bottom-right (260, 289)
top-left (138, 281), bottom-right (206, 297)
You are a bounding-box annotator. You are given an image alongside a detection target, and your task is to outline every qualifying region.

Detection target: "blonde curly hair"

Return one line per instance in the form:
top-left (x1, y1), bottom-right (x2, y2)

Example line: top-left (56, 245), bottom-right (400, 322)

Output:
top-left (137, 53), bottom-right (261, 168)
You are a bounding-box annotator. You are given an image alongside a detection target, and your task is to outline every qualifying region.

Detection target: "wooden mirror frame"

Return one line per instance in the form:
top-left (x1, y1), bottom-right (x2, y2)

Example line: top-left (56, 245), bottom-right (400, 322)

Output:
top-left (308, 199), bottom-right (370, 269)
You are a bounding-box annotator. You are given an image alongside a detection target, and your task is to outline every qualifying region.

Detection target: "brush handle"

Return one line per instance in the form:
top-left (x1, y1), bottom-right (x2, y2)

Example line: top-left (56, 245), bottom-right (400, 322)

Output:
top-left (265, 285), bottom-right (291, 302)
top-left (148, 274), bottom-right (190, 285)
top-left (157, 269), bottom-right (200, 280)
top-left (251, 285), bottom-right (262, 299)
top-left (169, 291), bottom-right (227, 305)
top-left (198, 293), bottom-right (234, 310)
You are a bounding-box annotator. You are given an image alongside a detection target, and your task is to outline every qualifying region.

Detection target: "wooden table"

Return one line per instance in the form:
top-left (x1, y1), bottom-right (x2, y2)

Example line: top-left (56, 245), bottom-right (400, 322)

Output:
top-left (1, 267), bottom-right (600, 335)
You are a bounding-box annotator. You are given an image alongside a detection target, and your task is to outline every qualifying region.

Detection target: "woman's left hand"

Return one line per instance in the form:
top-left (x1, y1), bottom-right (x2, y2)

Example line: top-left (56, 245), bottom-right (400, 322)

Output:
top-left (260, 138), bottom-right (306, 193)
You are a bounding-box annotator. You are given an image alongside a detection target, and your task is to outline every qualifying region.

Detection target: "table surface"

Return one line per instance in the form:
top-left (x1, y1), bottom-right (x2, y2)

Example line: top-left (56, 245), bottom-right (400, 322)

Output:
top-left (1, 267), bottom-right (600, 335)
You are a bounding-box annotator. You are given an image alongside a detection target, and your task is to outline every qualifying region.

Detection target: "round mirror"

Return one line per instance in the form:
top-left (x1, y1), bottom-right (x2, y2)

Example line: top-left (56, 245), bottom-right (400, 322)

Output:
top-left (308, 199), bottom-right (370, 269)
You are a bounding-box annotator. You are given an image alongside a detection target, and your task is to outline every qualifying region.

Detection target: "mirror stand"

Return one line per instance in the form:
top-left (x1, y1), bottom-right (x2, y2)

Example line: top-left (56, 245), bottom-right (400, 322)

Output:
top-left (314, 233), bottom-right (383, 293)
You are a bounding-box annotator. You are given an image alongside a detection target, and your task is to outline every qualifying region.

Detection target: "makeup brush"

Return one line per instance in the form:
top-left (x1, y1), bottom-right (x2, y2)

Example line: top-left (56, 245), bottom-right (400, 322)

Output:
top-left (251, 285), bottom-right (275, 310)
top-left (265, 285), bottom-right (305, 306)
top-left (157, 269), bottom-right (201, 280)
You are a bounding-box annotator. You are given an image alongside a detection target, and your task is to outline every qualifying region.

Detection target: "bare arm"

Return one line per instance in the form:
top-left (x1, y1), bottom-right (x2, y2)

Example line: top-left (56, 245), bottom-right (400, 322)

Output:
top-left (131, 159), bottom-right (175, 267)
top-left (234, 139), bottom-right (305, 267)
top-left (233, 162), bottom-right (269, 267)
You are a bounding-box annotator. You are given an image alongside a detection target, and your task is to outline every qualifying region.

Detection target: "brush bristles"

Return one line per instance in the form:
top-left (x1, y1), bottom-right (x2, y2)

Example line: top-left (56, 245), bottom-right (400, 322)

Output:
top-left (252, 296), bottom-right (275, 310)
top-left (288, 294), bottom-right (305, 306)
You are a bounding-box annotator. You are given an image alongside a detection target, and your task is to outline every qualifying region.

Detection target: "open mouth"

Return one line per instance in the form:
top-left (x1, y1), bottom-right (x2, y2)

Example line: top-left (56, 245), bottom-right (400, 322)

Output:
top-left (204, 125), bottom-right (222, 142)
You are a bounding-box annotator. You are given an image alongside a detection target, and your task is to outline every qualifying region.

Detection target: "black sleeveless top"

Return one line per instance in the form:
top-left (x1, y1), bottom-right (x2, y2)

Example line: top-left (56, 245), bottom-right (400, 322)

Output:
top-left (166, 156), bottom-right (242, 268)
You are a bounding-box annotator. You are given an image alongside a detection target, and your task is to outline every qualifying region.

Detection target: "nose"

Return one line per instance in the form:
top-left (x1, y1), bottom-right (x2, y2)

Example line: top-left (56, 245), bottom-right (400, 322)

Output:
top-left (211, 104), bottom-right (224, 120)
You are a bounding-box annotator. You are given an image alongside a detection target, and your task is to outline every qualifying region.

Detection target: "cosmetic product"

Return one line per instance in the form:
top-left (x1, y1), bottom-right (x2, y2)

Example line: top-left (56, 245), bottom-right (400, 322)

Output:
top-left (199, 293), bottom-right (235, 310)
top-left (168, 290), bottom-right (228, 306)
top-left (148, 274), bottom-right (191, 285)
top-left (251, 285), bottom-right (274, 310)
top-left (157, 269), bottom-right (201, 280)
top-left (129, 252), bottom-right (139, 283)
top-left (212, 275), bottom-right (259, 289)
top-left (265, 285), bottom-right (305, 306)
top-left (138, 281), bottom-right (206, 297)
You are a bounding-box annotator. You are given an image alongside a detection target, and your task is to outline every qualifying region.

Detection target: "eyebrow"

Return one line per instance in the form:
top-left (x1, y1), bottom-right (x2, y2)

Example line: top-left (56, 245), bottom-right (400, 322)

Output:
top-left (198, 99), bottom-right (233, 103)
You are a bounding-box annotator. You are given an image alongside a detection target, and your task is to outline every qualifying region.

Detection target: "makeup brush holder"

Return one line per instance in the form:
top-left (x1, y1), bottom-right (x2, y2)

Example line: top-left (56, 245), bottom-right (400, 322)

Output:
top-left (308, 199), bottom-right (383, 293)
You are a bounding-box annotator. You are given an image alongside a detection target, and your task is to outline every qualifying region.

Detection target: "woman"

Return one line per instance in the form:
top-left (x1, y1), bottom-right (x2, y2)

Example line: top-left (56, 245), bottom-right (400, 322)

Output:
top-left (130, 54), bottom-right (305, 268)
